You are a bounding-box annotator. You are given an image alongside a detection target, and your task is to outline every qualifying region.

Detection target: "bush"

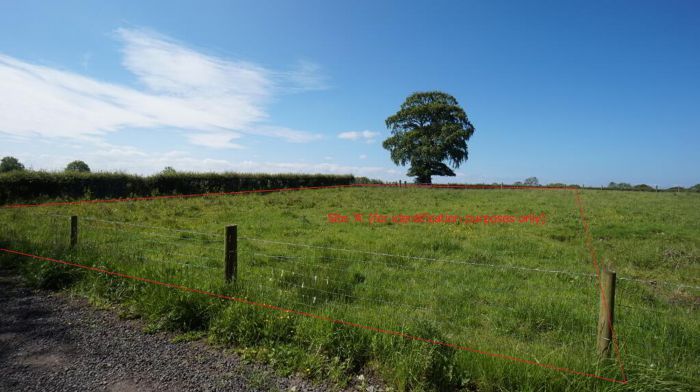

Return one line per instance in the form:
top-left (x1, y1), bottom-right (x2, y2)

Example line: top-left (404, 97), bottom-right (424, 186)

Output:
top-left (31, 262), bottom-right (83, 290)
top-left (609, 182), bottom-right (632, 189)
top-left (0, 171), bottom-right (359, 205)
top-left (634, 184), bottom-right (654, 191)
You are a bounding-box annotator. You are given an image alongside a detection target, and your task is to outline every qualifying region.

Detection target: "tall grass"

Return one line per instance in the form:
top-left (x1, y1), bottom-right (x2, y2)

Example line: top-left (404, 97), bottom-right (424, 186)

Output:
top-left (0, 187), bottom-right (697, 391)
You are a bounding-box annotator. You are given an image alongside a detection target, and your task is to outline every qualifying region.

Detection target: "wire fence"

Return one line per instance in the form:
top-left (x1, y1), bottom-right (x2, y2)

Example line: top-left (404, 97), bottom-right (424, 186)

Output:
top-left (2, 185), bottom-right (698, 384)
top-left (2, 211), bottom-right (697, 336)
top-left (6, 212), bottom-right (699, 292)
top-left (2, 209), bottom-right (699, 384)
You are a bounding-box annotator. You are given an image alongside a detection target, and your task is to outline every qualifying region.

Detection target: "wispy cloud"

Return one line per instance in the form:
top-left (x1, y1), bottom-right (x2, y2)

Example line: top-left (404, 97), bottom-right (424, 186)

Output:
top-left (80, 52), bottom-right (92, 70)
top-left (12, 143), bottom-right (394, 178)
top-left (337, 130), bottom-right (380, 143)
top-left (247, 125), bottom-right (323, 143)
top-left (233, 160), bottom-right (390, 177)
top-left (0, 27), bottom-right (326, 148)
top-left (117, 28), bottom-right (272, 99)
top-left (185, 132), bottom-right (243, 149)
top-left (279, 59), bottom-right (330, 92)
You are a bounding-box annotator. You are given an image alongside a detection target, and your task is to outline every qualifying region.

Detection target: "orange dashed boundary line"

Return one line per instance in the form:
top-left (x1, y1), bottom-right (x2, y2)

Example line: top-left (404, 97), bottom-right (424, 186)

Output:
top-left (573, 189), bottom-right (627, 382)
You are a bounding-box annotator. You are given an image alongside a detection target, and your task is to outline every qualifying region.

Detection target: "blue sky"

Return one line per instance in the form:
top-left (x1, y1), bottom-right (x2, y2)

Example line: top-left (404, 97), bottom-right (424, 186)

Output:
top-left (0, 1), bottom-right (698, 186)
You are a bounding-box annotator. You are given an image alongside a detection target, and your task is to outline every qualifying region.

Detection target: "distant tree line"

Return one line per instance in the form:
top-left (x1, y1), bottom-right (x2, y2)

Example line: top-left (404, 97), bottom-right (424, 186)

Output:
top-left (448, 176), bottom-right (700, 192)
top-left (0, 156), bottom-right (369, 205)
top-left (513, 177), bottom-right (540, 186)
top-left (1, 156), bottom-right (698, 204)
top-left (1, 156), bottom-right (91, 174)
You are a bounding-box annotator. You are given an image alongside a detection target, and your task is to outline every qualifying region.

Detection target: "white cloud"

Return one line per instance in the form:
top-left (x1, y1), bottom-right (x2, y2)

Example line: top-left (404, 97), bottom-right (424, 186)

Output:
top-left (359, 154), bottom-right (367, 160)
top-left (186, 132), bottom-right (243, 149)
top-left (338, 130), bottom-right (379, 143)
top-left (247, 125), bottom-right (323, 143)
top-left (232, 161), bottom-right (390, 177)
top-left (12, 143), bottom-right (395, 178)
top-left (117, 28), bottom-right (272, 99)
top-left (0, 27), bottom-right (324, 147)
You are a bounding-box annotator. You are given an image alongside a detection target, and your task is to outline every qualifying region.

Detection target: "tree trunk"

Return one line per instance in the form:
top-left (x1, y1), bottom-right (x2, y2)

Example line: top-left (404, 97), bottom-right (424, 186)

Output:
top-left (415, 175), bottom-right (432, 185)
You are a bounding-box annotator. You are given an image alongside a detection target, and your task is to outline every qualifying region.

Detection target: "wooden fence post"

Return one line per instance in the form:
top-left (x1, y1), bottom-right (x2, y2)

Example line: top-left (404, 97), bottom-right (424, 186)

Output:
top-left (597, 268), bottom-right (616, 358)
top-left (225, 225), bottom-right (237, 283)
top-left (70, 216), bottom-right (78, 248)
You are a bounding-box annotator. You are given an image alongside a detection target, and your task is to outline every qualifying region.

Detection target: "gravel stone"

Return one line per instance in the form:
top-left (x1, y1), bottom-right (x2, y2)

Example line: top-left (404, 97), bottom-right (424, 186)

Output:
top-left (0, 274), bottom-right (332, 392)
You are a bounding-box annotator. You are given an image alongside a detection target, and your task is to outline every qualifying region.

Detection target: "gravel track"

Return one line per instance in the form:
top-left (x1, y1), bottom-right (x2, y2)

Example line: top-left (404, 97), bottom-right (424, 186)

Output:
top-left (0, 273), bottom-right (331, 392)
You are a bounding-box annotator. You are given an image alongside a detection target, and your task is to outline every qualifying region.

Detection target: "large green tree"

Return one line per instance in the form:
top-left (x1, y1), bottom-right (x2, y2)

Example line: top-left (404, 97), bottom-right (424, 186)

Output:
top-left (383, 91), bottom-right (475, 184)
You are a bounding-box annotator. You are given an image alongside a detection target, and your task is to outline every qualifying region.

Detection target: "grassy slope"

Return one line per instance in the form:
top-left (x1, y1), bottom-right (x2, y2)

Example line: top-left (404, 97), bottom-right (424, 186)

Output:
top-left (0, 187), bottom-right (697, 391)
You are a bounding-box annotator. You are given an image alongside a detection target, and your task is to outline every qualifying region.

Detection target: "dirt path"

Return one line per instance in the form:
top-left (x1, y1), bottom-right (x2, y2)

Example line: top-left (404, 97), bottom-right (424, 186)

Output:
top-left (0, 274), bottom-right (329, 392)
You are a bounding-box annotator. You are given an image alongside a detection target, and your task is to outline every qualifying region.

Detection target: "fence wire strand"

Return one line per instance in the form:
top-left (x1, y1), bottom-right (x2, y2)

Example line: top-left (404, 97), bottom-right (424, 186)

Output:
top-left (17, 212), bottom-right (699, 290)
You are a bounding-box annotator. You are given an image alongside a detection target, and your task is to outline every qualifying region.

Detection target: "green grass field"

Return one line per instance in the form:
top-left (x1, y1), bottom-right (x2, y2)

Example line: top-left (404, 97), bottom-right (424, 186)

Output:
top-left (1, 187), bottom-right (698, 391)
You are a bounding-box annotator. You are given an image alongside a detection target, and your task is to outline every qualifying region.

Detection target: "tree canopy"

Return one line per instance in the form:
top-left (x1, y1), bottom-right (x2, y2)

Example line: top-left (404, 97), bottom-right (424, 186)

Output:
top-left (161, 166), bottom-right (177, 175)
top-left (524, 177), bottom-right (540, 186)
top-left (65, 160), bottom-right (91, 173)
top-left (382, 91), bottom-right (475, 184)
top-left (0, 156), bottom-right (25, 173)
